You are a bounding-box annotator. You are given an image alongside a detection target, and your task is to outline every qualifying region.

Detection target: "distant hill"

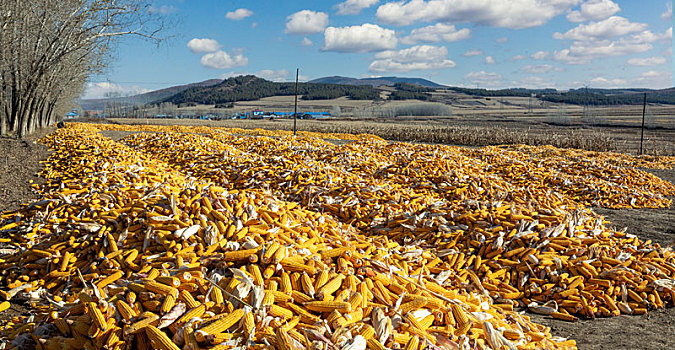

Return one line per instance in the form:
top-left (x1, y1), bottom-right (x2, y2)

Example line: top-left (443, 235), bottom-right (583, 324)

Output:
top-left (79, 79), bottom-right (222, 110)
top-left (161, 75), bottom-right (380, 105)
top-left (309, 76), bottom-right (446, 88)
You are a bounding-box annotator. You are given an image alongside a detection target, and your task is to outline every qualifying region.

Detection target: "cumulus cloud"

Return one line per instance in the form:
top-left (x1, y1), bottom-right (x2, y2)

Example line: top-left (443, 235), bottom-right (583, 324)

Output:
top-left (464, 71), bottom-right (503, 87)
top-left (553, 18), bottom-right (670, 64)
top-left (463, 49), bottom-right (483, 57)
top-left (226, 8), bottom-right (253, 20)
top-left (200, 50), bottom-right (248, 69)
top-left (322, 23), bottom-right (397, 52)
top-left (553, 16), bottom-right (647, 41)
top-left (336, 0), bottom-right (379, 15)
top-left (520, 64), bottom-right (556, 73)
top-left (566, 0), bottom-right (620, 23)
top-left (662, 2), bottom-right (672, 20)
top-left (511, 55), bottom-right (527, 61)
top-left (485, 56), bottom-right (496, 64)
top-left (589, 77), bottom-right (627, 87)
top-left (369, 45), bottom-right (456, 72)
top-left (400, 23), bottom-right (470, 44)
top-left (82, 82), bottom-right (150, 99)
top-left (187, 38), bottom-right (221, 53)
top-left (376, 0), bottom-right (582, 29)
top-left (531, 51), bottom-right (550, 59)
top-left (511, 76), bottom-right (554, 89)
top-left (301, 37), bottom-right (313, 46)
top-left (633, 70), bottom-right (671, 88)
top-left (255, 69), bottom-right (291, 81)
top-left (285, 10), bottom-right (329, 35)
top-left (627, 56), bottom-right (667, 66)
top-left (149, 5), bottom-right (177, 14)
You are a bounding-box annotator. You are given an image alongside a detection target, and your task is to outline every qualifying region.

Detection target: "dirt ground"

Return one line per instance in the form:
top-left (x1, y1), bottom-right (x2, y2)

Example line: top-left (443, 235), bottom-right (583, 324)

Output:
top-left (1, 126), bottom-right (674, 349)
top-left (529, 168), bottom-right (675, 350)
top-left (0, 127), bottom-right (53, 213)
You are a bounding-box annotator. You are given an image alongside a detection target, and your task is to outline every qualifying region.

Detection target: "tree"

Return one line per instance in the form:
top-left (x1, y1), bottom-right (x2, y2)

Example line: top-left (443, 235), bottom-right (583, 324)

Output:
top-left (0, 0), bottom-right (166, 137)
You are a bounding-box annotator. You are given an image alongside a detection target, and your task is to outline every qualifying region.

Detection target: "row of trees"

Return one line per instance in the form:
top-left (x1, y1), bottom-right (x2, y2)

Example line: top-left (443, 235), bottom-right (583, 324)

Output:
top-left (0, 0), bottom-right (164, 137)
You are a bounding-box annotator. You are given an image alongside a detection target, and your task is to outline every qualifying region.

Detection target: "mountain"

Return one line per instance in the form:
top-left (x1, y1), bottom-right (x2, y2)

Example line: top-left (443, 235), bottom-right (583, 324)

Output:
top-left (161, 75), bottom-right (380, 105)
top-left (309, 76), bottom-right (446, 88)
top-left (79, 79), bottom-right (222, 110)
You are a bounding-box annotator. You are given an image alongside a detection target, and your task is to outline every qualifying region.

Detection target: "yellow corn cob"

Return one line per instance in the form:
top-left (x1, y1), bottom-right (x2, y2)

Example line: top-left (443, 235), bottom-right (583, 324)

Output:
top-left (196, 308), bottom-right (245, 341)
top-left (86, 302), bottom-right (108, 332)
top-left (304, 301), bottom-right (351, 313)
top-left (145, 325), bottom-right (180, 350)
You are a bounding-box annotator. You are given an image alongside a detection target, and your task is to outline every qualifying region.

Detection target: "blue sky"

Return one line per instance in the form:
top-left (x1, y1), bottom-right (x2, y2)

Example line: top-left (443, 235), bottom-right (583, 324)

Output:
top-left (84, 0), bottom-right (674, 98)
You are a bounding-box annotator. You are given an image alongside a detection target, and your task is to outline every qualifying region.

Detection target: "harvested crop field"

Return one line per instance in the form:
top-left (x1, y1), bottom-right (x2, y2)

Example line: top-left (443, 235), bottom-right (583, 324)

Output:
top-left (0, 122), bottom-right (674, 349)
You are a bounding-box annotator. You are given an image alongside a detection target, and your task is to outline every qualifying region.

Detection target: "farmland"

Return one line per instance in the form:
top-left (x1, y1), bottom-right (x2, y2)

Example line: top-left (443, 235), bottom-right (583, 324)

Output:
top-left (0, 122), bottom-right (674, 349)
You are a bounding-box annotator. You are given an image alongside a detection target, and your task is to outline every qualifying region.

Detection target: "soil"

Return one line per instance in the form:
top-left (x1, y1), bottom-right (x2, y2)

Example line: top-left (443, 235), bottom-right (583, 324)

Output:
top-left (0, 127), bottom-right (54, 213)
top-left (530, 167), bottom-right (675, 350)
top-left (0, 127), bottom-right (55, 323)
top-left (1, 126), bottom-right (674, 349)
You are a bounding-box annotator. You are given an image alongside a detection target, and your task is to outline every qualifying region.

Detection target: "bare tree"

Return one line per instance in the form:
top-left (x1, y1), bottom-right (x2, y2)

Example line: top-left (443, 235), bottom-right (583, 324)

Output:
top-left (0, 0), bottom-right (166, 137)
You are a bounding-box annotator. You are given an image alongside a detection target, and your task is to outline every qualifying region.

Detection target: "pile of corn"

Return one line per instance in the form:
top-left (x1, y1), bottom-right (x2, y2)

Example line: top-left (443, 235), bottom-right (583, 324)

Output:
top-left (0, 124), bottom-right (576, 349)
top-left (114, 127), bottom-right (675, 319)
top-left (0, 122), bottom-right (674, 350)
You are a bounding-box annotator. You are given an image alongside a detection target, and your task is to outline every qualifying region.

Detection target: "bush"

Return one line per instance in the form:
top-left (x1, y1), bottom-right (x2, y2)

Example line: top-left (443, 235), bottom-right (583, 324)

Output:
top-left (373, 103), bottom-right (451, 117)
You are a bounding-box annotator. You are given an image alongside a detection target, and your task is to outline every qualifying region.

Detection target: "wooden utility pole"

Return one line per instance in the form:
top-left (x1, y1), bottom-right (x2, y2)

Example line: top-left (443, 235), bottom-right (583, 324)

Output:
top-left (639, 92), bottom-right (646, 155)
top-left (293, 68), bottom-right (299, 136)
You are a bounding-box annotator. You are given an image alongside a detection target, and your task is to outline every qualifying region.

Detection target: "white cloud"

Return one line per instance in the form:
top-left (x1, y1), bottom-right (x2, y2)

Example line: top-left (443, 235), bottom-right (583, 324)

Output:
top-left (82, 82), bottom-right (150, 99)
top-left (662, 2), bottom-right (672, 20)
top-left (631, 70), bottom-right (674, 89)
top-left (256, 69), bottom-right (291, 81)
top-left (511, 55), bottom-right (527, 61)
top-left (511, 76), bottom-right (554, 88)
top-left (553, 16), bottom-right (647, 41)
top-left (553, 21), bottom-right (671, 64)
top-left (463, 49), bottom-right (483, 57)
top-left (627, 56), bottom-right (667, 66)
top-left (400, 23), bottom-right (470, 44)
top-left (566, 0), bottom-right (620, 23)
top-left (200, 50), bottom-right (248, 69)
top-left (301, 37), bottom-right (313, 46)
top-left (520, 64), bottom-right (556, 73)
top-left (226, 8), bottom-right (253, 20)
top-left (285, 10), bottom-right (329, 35)
top-left (589, 77), bottom-right (627, 87)
top-left (187, 38), bottom-right (221, 53)
top-left (322, 23), bottom-right (397, 53)
top-left (553, 49), bottom-right (593, 64)
top-left (496, 37), bottom-right (508, 43)
top-left (220, 69), bottom-right (292, 82)
top-left (531, 51), bottom-right (550, 59)
top-left (485, 56), bottom-right (496, 64)
top-left (369, 45), bottom-right (456, 72)
top-left (336, 0), bottom-right (379, 15)
top-left (149, 5), bottom-right (177, 14)
top-left (464, 71), bottom-right (503, 87)
top-left (376, 0), bottom-right (582, 29)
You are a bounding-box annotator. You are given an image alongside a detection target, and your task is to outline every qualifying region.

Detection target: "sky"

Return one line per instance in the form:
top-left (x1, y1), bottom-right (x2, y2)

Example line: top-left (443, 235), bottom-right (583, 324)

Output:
top-left (84, 0), bottom-right (674, 98)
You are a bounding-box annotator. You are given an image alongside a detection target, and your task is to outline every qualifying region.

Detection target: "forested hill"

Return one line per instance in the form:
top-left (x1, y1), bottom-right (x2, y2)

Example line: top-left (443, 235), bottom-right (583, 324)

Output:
top-left (450, 86), bottom-right (675, 105)
top-left (161, 75), bottom-right (380, 105)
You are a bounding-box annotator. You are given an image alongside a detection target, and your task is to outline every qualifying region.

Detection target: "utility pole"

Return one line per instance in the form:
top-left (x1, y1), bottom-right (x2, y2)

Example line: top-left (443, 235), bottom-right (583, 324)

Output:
top-left (293, 68), bottom-right (299, 136)
top-left (640, 92), bottom-right (646, 155)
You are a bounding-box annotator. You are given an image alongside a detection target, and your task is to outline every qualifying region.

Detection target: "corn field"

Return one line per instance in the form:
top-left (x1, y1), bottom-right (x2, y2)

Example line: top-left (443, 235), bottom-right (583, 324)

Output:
top-left (0, 123), bottom-right (674, 349)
